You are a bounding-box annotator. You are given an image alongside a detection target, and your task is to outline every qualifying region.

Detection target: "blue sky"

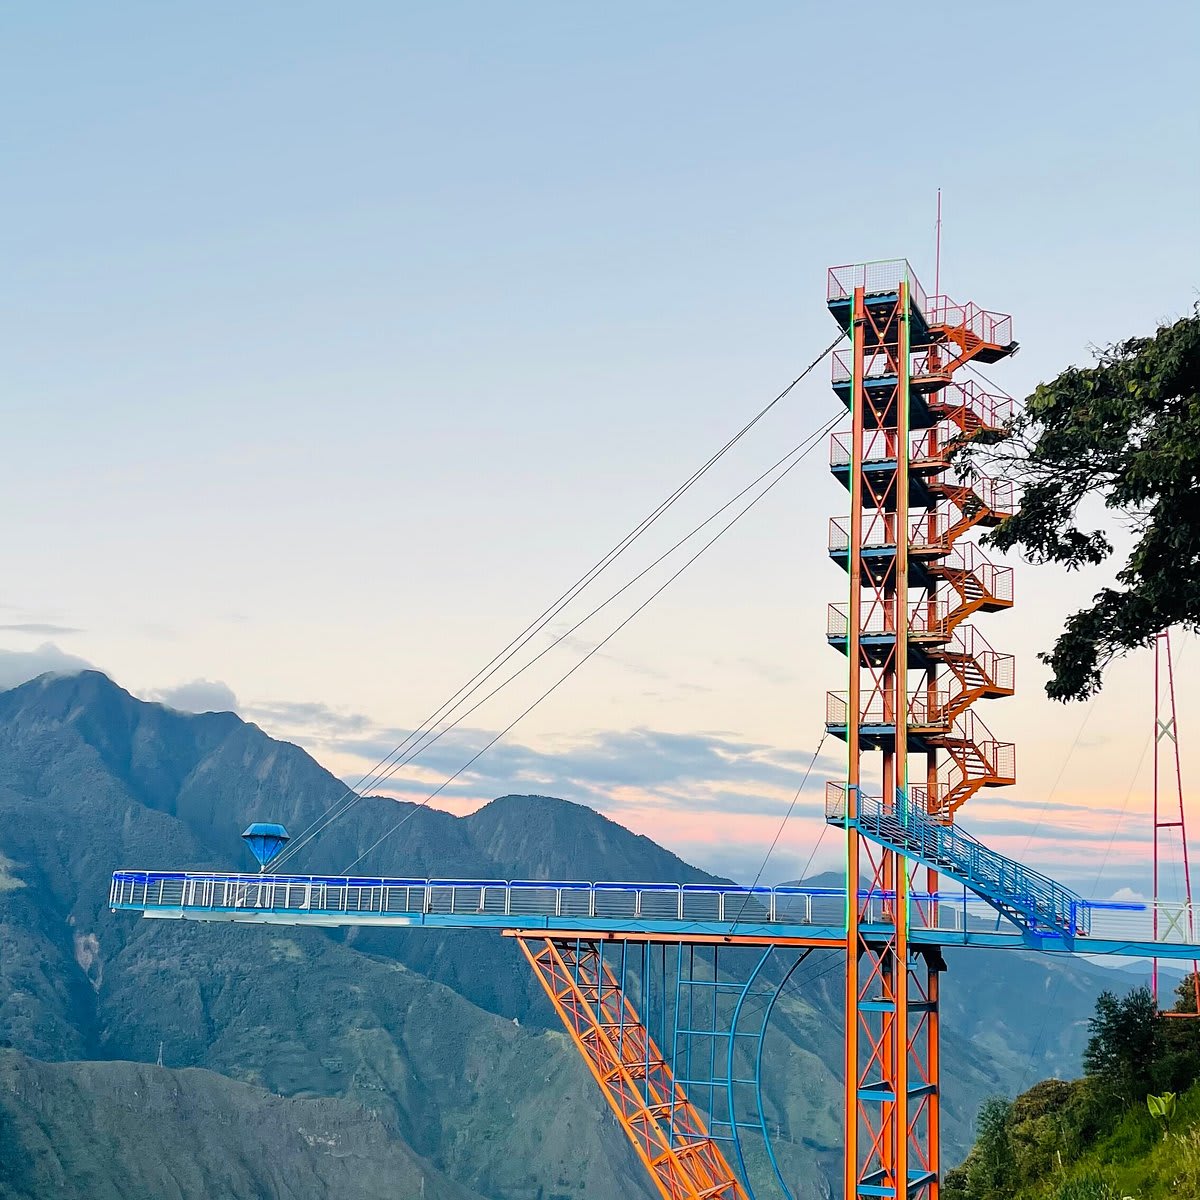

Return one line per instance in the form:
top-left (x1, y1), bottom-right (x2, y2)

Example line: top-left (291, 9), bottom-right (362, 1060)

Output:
top-left (3, 2), bottom-right (1198, 891)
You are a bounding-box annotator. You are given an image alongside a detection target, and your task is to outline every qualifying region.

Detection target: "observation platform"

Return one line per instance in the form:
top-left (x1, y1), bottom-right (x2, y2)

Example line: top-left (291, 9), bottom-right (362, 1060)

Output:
top-left (825, 260), bottom-right (933, 349)
top-left (110, 869), bottom-right (1200, 962)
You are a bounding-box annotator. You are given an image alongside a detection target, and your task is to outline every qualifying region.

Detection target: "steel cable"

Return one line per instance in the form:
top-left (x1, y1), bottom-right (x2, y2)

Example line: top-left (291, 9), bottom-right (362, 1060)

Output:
top-left (273, 336), bottom-right (844, 868)
top-left (340, 414), bottom-right (839, 873)
top-left (277, 411), bottom-right (840, 867)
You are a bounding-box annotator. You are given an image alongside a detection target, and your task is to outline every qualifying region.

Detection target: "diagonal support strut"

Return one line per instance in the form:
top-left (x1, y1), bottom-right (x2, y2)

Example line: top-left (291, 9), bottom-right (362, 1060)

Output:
top-left (516, 935), bottom-right (748, 1200)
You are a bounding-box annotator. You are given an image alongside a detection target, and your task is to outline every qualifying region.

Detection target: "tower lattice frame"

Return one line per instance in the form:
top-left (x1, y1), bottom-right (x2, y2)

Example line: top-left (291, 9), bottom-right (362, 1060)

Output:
top-left (824, 259), bottom-right (1018, 1200)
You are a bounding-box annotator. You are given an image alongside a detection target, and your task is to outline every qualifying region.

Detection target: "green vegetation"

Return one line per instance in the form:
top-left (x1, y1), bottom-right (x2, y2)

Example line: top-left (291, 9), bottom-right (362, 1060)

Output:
top-left (956, 306), bottom-right (1200, 700)
top-left (945, 981), bottom-right (1200, 1200)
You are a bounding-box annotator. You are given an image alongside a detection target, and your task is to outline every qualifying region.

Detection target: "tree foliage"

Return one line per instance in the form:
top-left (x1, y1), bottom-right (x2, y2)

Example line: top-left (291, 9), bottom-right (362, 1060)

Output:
top-left (957, 306), bottom-right (1200, 700)
top-left (1083, 987), bottom-right (1162, 1105)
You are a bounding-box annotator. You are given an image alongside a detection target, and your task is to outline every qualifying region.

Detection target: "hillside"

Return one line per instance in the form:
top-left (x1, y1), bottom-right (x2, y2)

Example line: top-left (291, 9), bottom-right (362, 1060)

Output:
top-left (945, 1078), bottom-right (1200, 1200)
top-left (0, 670), bottom-right (1148, 1198)
top-left (0, 1050), bottom-right (484, 1200)
top-left (946, 985), bottom-right (1200, 1200)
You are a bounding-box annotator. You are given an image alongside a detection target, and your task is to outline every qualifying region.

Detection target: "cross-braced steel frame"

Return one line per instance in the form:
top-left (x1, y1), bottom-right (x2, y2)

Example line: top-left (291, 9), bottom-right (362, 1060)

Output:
top-left (827, 261), bottom-right (1017, 1199)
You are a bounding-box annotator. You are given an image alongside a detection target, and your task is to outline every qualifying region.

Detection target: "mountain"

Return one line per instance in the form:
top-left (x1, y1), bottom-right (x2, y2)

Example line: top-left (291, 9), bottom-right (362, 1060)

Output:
top-left (0, 1049), bottom-right (484, 1200)
top-left (0, 671), bottom-right (1138, 1198)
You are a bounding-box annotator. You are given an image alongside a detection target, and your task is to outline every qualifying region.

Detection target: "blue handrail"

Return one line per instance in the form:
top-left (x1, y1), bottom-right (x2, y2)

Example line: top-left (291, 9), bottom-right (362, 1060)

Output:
top-left (849, 791), bottom-right (1090, 935)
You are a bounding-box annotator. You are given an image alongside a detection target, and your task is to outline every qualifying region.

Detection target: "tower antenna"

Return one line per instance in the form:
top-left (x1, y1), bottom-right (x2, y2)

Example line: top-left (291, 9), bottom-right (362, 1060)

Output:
top-left (934, 188), bottom-right (943, 297)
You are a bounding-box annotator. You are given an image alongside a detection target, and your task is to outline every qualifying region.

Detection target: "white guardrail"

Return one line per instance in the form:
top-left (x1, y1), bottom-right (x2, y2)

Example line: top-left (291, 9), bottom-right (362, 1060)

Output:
top-left (109, 871), bottom-right (1200, 947)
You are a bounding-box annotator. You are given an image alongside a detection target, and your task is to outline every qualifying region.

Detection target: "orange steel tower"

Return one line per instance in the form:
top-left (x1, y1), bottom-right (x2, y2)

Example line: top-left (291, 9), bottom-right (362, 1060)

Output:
top-left (823, 261), bottom-right (1017, 1200)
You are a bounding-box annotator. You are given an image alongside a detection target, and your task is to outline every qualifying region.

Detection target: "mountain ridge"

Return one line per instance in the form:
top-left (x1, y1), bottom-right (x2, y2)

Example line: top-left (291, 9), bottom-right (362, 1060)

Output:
top-left (0, 669), bottom-right (1140, 1199)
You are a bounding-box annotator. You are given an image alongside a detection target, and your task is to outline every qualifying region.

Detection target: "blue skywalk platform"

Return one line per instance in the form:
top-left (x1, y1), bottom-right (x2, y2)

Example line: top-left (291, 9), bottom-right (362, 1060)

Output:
top-left (110, 870), bottom-right (1200, 962)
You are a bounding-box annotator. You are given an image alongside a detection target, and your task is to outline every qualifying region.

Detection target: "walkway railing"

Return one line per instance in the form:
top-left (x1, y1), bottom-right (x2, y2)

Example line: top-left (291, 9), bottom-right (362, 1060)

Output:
top-left (110, 870), bottom-right (1190, 947)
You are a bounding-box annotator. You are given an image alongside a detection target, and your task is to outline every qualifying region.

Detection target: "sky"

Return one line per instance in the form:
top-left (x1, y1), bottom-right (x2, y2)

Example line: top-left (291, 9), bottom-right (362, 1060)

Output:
top-left (3, 2), bottom-right (1198, 895)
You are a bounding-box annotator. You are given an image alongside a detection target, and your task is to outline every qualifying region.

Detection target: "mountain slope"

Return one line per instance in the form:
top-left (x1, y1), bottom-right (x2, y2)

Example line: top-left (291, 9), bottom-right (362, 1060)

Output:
top-left (0, 672), bottom-right (653, 1200)
top-left (0, 670), bottom-right (1143, 1198)
top-left (0, 1049), bottom-right (484, 1200)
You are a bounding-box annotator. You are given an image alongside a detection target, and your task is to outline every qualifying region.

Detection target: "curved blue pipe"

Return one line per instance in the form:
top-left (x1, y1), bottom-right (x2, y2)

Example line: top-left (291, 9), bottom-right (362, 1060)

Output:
top-left (727, 946), bottom-right (773, 1197)
top-left (754, 951), bottom-right (810, 1200)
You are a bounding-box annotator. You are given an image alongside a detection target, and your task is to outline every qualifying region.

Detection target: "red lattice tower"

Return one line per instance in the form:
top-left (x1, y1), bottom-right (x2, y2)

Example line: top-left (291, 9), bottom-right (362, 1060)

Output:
top-left (1153, 629), bottom-right (1200, 1016)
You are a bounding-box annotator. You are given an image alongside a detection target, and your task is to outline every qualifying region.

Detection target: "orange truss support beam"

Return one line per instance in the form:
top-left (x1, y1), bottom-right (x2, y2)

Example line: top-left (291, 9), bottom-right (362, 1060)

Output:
top-left (516, 936), bottom-right (747, 1200)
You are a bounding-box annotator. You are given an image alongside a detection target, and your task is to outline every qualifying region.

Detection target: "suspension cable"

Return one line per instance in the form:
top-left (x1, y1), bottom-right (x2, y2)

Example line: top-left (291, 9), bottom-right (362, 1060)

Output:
top-left (274, 410), bottom-right (841, 869)
top-left (339, 413), bottom-right (838, 873)
top-left (273, 336), bottom-right (845, 865)
top-left (728, 731), bottom-right (829, 931)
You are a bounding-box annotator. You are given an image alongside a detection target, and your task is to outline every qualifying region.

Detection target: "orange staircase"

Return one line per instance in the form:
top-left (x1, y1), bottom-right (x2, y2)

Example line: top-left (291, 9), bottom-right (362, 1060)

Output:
top-left (930, 624), bottom-right (1015, 723)
top-left (928, 541), bottom-right (1013, 634)
top-left (926, 296), bottom-right (1018, 374)
top-left (919, 710), bottom-right (1017, 820)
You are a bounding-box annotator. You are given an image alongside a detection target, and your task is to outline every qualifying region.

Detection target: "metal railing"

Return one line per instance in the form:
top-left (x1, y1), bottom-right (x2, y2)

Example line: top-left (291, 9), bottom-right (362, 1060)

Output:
top-left (943, 624), bottom-right (1016, 693)
top-left (828, 513), bottom-right (952, 556)
top-left (829, 428), bottom-right (956, 472)
top-left (931, 709), bottom-right (1017, 792)
top-left (109, 869), bottom-right (1200, 950)
top-left (830, 348), bottom-right (904, 386)
top-left (926, 296), bottom-right (1014, 349)
top-left (937, 541), bottom-right (1015, 605)
top-left (825, 688), bottom-right (949, 730)
top-left (826, 598), bottom-right (950, 641)
top-left (940, 475), bottom-right (1016, 521)
top-left (935, 380), bottom-right (1017, 431)
top-left (109, 870), bottom-right (846, 929)
top-left (849, 791), bottom-right (1086, 934)
top-left (827, 260), bottom-right (929, 317)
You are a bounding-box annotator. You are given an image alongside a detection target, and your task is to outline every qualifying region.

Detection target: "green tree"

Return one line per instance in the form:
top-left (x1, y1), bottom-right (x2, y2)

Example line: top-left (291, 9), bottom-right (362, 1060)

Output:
top-left (965, 1095), bottom-right (1016, 1198)
top-left (1082, 987), bottom-right (1162, 1106)
top-left (1159, 974), bottom-right (1200, 1093)
top-left (956, 306), bottom-right (1200, 700)
top-left (1008, 1078), bottom-right (1077, 1182)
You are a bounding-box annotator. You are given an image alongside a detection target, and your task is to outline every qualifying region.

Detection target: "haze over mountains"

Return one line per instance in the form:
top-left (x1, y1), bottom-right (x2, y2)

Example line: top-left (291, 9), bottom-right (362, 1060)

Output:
top-left (0, 671), bottom-right (1133, 1199)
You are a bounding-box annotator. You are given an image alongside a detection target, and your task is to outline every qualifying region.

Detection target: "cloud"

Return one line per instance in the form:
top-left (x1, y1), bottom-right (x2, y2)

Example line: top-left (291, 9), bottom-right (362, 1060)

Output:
top-left (244, 699), bottom-right (371, 738)
top-left (316, 723), bottom-right (839, 835)
top-left (960, 816), bottom-right (1139, 846)
top-left (153, 678), bottom-right (240, 714)
top-left (1109, 886), bottom-right (1145, 902)
top-left (0, 623), bottom-right (82, 635)
top-left (0, 642), bottom-right (94, 690)
top-left (239, 695), bottom-right (1146, 889)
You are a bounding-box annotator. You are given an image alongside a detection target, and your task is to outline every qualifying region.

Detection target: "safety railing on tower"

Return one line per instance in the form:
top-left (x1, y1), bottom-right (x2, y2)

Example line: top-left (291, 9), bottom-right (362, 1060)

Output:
top-left (930, 541), bottom-right (1015, 626)
top-left (926, 297), bottom-right (1014, 349)
top-left (922, 709), bottom-right (1017, 816)
top-left (831, 347), bottom-right (909, 387)
top-left (931, 379), bottom-right (1017, 434)
top-left (935, 476), bottom-right (1017, 526)
top-left (826, 598), bottom-right (950, 641)
top-left (829, 512), bottom-right (954, 556)
top-left (825, 688), bottom-right (950, 731)
top-left (936, 624), bottom-right (1016, 693)
top-left (827, 259), bottom-right (928, 314)
top-left (830, 427), bottom-right (968, 474)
